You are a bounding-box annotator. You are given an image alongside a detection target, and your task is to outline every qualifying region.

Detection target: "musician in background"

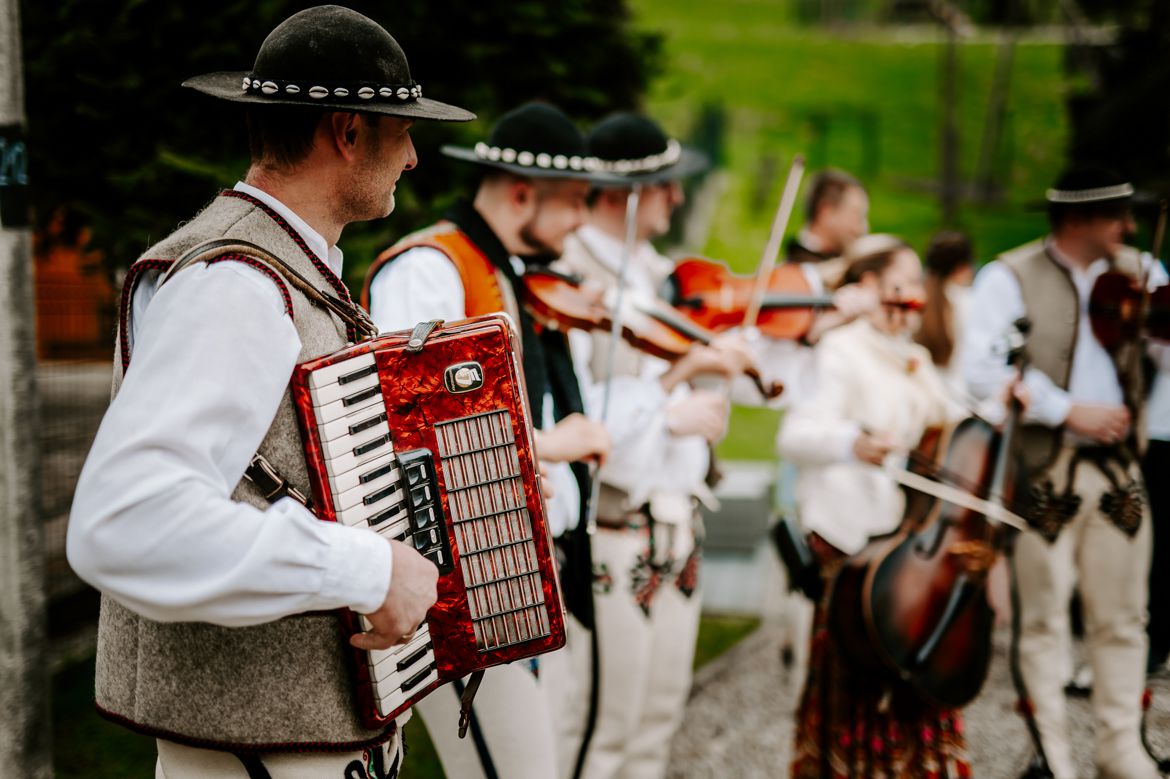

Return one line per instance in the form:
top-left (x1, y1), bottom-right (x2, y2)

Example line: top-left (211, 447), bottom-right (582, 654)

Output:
top-left (1146, 333), bottom-right (1170, 675)
top-left (914, 230), bottom-right (974, 396)
top-left (363, 102), bottom-right (612, 779)
top-left (66, 8), bottom-right (473, 777)
top-left (779, 234), bottom-right (997, 778)
top-left (756, 168), bottom-right (880, 405)
top-left (785, 168), bottom-right (870, 267)
top-left (553, 113), bottom-right (754, 779)
top-left (962, 167), bottom-right (1166, 779)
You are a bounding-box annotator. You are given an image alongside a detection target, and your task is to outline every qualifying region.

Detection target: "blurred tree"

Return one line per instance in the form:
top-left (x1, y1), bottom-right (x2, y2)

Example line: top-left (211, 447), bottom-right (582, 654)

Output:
top-left (20, 0), bottom-right (661, 287)
top-left (1063, 3), bottom-right (1170, 206)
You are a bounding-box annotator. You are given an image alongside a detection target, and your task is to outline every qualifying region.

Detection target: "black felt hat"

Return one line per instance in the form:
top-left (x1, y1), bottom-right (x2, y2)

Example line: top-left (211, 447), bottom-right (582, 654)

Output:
top-left (1046, 165), bottom-right (1134, 206)
top-left (182, 5), bottom-right (474, 122)
top-left (587, 113), bottom-right (710, 184)
top-left (441, 102), bottom-right (617, 182)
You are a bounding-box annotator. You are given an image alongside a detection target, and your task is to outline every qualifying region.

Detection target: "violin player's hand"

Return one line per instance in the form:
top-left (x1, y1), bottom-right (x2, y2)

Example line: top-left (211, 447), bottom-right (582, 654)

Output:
top-left (1065, 403), bottom-right (1131, 445)
top-left (665, 390), bottom-right (730, 443)
top-left (803, 284), bottom-right (880, 345)
top-left (852, 429), bottom-right (897, 466)
top-left (533, 413), bottom-right (612, 465)
top-left (538, 461), bottom-right (556, 501)
top-left (352, 540), bottom-right (438, 651)
top-left (995, 379), bottom-right (1031, 416)
top-left (709, 332), bottom-right (757, 376)
top-left (832, 284), bottom-right (881, 320)
top-left (579, 278), bottom-right (606, 306)
top-left (660, 334), bottom-right (754, 391)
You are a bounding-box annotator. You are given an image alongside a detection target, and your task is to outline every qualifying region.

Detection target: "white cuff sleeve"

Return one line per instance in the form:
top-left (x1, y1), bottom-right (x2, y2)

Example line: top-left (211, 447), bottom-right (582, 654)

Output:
top-left (313, 500), bottom-right (394, 616)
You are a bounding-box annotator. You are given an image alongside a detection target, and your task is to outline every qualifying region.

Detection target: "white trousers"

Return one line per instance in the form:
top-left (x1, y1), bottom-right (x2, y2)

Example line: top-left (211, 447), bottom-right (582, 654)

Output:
top-left (155, 729), bottom-right (403, 779)
top-left (563, 525), bottom-right (702, 779)
top-left (413, 657), bottom-right (564, 779)
top-left (1014, 447), bottom-right (1157, 779)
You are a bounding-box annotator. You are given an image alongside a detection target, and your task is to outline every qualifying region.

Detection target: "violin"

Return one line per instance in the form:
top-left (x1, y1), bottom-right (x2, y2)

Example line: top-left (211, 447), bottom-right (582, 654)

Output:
top-left (828, 320), bottom-right (1031, 708)
top-left (1088, 269), bottom-right (1170, 352)
top-left (663, 256), bottom-right (924, 340)
top-left (522, 268), bottom-right (784, 399)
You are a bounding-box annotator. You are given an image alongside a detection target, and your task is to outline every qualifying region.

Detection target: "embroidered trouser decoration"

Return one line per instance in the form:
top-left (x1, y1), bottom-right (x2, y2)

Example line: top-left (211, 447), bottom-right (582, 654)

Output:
top-left (1073, 447), bottom-right (1146, 537)
top-left (1022, 456), bottom-right (1083, 543)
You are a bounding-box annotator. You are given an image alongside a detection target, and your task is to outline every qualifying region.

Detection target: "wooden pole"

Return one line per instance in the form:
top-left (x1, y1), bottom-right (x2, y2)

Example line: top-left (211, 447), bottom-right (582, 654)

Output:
top-left (0, 0), bottom-right (52, 775)
top-left (940, 22), bottom-right (960, 226)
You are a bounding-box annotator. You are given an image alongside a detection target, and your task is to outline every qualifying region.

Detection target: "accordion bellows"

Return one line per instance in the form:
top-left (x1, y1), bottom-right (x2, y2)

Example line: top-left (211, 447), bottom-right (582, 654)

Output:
top-left (291, 314), bottom-right (566, 729)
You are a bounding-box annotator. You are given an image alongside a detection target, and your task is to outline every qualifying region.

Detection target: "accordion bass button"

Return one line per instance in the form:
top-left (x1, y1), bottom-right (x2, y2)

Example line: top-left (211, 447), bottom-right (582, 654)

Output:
top-left (409, 485), bottom-right (429, 508)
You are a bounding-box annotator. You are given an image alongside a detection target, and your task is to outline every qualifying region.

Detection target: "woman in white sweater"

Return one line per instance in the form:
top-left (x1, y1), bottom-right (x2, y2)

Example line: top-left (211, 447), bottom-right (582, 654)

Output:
top-left (780, 234), bottom-right (974, 779)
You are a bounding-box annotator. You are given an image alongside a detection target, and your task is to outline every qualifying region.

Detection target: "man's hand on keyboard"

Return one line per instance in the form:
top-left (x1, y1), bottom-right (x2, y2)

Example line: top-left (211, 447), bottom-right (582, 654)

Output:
top-left (352, 540), bottom-right (439, 650)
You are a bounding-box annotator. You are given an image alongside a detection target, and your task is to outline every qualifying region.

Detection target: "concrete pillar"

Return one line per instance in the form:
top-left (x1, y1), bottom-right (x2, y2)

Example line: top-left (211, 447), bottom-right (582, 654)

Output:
top-left (0, 0), bottom-right (52, 775)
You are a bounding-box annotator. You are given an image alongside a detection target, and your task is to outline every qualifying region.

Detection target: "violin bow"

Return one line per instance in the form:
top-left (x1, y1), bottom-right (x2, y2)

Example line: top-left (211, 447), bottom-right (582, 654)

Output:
top-left (585, 182), bottom-right (643, 534)
top-left (743, 154), bottom-right (806, 331)
top-left (1124, 199), bottom-right (1167, 414)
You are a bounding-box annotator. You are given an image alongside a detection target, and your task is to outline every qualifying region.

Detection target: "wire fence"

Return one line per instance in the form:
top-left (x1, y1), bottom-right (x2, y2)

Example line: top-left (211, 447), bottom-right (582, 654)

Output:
top-left (34, 220), bottom-right (117, 655)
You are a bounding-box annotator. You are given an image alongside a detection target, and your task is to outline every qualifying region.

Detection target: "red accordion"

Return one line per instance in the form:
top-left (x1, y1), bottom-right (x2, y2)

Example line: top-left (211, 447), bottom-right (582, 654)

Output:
top-left (291, 314), bottom-right (566, 729)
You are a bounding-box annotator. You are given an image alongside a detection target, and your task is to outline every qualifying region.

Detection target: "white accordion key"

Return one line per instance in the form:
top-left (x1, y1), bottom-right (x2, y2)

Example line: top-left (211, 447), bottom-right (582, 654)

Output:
top-left (313, 385), bottom-right (384, 425)
top-left (322, 431), bottom-right (394, 479)
top-left (332, 463), bottom-right (402, 513)
top-left (341, 494), bottom-right (408, 530)
top-left (328, 453), bottom-right (398, 497)
top-left (307, 353), bottom-right (377, 395)
top-left (319, 418), bottom-right (392, 461)
top-left (308, 355), bottom-right (383, 423)
top-left (317, 404), bottom-right (389, 444)
top-left (368, 630), bottom-right (430, 670)
top-left (364, 629), bottom-right (438, 718)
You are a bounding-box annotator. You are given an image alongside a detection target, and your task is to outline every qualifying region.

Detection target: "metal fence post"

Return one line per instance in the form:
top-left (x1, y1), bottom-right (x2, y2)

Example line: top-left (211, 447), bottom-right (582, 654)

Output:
top-left (0, 0), bottom-right (52, 775)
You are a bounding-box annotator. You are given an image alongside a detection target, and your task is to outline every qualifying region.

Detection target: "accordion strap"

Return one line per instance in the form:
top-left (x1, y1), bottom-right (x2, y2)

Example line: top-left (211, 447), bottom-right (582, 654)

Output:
top-left (162, 238), bottom-right (379, 340)
top-left (160, 239), bottom-right (377, 512)
top-left (457, 669), bottom-right (487, 740)
top-left (244, 453), bottom-right (312, 509)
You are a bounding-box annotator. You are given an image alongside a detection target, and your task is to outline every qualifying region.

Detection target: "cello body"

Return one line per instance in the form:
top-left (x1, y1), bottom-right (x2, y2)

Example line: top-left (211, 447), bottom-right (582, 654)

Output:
top-left (829, 418), bottom-right (1006, 708)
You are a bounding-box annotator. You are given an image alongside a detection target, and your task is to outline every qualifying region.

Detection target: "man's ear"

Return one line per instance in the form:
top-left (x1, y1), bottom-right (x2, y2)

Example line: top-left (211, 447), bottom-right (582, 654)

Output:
top-left (327, 112), bottom-right (362, 162)
top-left (603, 188), bottom-right (627, 210)
top-left (511, 178), bottom-right (535, 209)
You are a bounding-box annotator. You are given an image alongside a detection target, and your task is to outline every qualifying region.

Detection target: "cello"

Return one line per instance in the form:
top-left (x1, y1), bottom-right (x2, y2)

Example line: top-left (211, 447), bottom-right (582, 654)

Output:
top-left (828, 319), bottom-right (1031, 709)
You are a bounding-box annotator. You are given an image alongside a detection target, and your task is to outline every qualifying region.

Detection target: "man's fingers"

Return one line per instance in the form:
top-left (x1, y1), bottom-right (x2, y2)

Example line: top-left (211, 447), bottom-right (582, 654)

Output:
top-left (351, 621), bottom-right (419, 651)
top-left (350, 630), bottom-right (395, 651)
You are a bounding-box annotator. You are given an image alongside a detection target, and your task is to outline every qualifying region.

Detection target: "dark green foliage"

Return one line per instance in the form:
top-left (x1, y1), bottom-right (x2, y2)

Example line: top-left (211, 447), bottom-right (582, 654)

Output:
top-left (1065, 11), bottom-right (1170, 202)
top-left (52, 658), bottom-right (156, 778)
top-left (20, 0), bottom-right (660, 286)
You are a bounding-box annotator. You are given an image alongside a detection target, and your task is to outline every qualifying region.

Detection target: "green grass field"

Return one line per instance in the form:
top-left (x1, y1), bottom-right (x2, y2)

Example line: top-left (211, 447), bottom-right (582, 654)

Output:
top-left (625, 0), bottom-right (1070, 459)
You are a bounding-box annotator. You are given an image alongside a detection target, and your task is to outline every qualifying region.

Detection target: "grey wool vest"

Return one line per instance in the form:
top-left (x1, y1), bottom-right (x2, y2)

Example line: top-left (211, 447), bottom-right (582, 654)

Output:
top-left (1000, 240), bottom-right (1145, 475)
top-left (95, 190), bottom-right (394, 752)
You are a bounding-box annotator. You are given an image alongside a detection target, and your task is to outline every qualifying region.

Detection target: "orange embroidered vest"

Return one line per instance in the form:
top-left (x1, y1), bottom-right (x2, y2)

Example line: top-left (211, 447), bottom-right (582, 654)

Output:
top-left (361, 221), bottom-right (514, 319)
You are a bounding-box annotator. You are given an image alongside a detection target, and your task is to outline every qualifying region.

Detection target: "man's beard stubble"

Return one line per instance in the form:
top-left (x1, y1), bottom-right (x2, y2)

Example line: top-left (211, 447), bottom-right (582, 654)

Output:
top-left (518, 216), bottom-right (562, 262)
top-left (336, 133), bottom-right (398, 225)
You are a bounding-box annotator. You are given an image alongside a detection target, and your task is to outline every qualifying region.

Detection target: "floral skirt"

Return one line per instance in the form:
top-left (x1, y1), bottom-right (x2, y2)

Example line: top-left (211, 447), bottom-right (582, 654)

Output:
top-left (791, 542), bottom-right (973, 779)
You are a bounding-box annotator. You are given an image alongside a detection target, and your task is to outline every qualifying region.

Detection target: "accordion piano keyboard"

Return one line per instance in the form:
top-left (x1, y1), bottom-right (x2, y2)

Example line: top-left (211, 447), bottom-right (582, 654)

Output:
top-left (307, 352), bottom-right (440, 719)
top-left (435, 409), bottom-right (551, 652)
